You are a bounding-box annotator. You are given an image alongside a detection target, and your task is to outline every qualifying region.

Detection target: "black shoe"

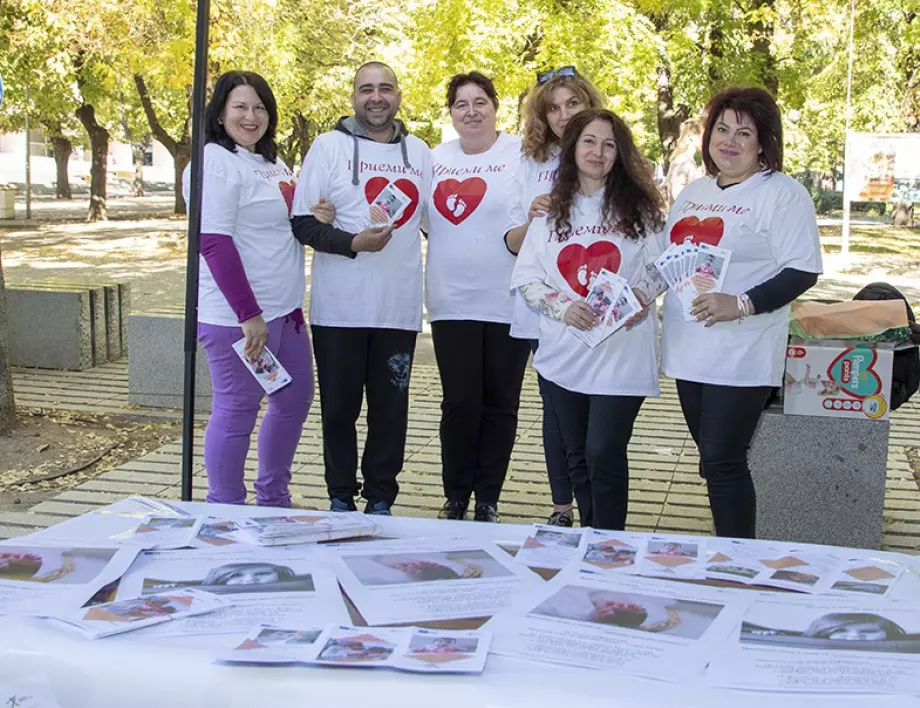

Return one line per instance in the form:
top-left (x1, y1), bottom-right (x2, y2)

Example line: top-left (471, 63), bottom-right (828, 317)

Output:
top-left (329, 497), bottom-right (357, 512)
top-left (546, 509), bottom-right (574, 527)
top-left (473, 503), bottom-right (500, 523)
top-left (364, 500), bottom-right (392, 516)
top-left (438, 499), bottom-right (468, 520)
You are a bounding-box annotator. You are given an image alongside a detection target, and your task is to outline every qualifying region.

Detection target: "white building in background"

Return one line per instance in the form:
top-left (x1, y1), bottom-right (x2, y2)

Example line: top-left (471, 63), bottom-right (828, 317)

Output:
top-left (0, 129), bottom-right (176, 191)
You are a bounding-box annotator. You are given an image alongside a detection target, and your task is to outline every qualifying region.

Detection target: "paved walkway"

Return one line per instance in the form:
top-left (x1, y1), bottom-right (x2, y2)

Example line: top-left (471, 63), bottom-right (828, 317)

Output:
top-left (3, 359), bottom-right (919, 553)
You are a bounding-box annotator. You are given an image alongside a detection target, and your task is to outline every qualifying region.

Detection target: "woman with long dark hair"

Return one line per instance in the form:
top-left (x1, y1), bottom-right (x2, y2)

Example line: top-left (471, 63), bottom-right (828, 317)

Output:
top-left (660, 87), bottom-right (822, 539)
top-left (185, 71), bottom-right (326, 508)
top-left (511, 108), bottom-right (666, 530)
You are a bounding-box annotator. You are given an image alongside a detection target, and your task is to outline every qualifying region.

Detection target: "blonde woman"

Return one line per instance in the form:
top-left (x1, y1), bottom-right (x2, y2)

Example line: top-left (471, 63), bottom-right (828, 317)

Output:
top-left (505, 67), bottom-right (604, 528)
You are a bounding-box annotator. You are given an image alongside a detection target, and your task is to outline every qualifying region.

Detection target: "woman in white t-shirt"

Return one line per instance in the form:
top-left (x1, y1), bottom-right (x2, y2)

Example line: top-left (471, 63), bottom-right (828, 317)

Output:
top-left (504, 68), bottom-right (604, 529)
top-left (511, 108), bottom-right (666, 530)
top-left (426, 72), bottom-right (532, 524)
top-left (660, 87), bottom-right (822, 538)
top-left (184, 71), bottom-right (327, 508)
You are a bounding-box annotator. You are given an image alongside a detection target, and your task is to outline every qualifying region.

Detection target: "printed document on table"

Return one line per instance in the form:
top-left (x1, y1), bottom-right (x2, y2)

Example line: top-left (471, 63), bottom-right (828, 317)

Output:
top-left (706, 595), bottom-right (920, 696)
top-left (322, 537), bottom-right (542, 625)
top-left (513, 524), bottom-right (588, 570)
top-left (0, 542), bottom-right (140, 616)
top-left (0, 677), bottom-right (63, 708)
top-left (114, 547), bottom-right (348, 635)
top-left (485, 569), bottom-right (751, 682)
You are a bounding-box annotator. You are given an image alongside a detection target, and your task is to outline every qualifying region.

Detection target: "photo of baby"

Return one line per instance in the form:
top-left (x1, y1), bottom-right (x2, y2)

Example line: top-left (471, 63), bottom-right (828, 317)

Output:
top-left (318, 634), bottom-right (395, 663)
top-left (142, 562), bottom-right (315, 595)
top-left (407, 635), bottom-right (478, 664)
top-left (81, 593), bottom-right (190, 623)
top-left (586, 281), bottom-right (615, 318)
top-left (647, 540), bottom-right (698, 559)
top-left (689, 252), bottom-right (725, 293)
top-left (582, 541), bottom-right (638, 569)
top-left (369, 182), bottom-right (412, 225)
top-left (741, 612), bottom-right (920, 654)
top-left (0, 546), bottom-right (118, 585)
top-left (532, 529), bottom-right (581, 549)
top-left (343, 549), bottom-right (513, 587)
top-left (531, 584), bottom-right (724, 640)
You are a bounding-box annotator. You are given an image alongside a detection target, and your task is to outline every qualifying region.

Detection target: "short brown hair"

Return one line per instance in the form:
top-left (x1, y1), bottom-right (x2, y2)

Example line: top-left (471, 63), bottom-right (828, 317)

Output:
top-left (701, 87), bottom-right (783, 175)
top-left (446, 72), bottom-right (499, 110)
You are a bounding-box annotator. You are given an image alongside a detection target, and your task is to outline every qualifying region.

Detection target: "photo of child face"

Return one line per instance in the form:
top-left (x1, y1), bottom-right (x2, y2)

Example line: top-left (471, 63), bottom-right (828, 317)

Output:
top-left (741, 611), bottom-right (919, 653)
top-left (826, 622), bottom-right (889, 642)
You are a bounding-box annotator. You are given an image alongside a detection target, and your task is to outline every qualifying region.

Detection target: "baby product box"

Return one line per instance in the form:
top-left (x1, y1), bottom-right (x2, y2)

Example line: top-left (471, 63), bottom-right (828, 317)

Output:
top-left (783, 339), bottom-right (894, 420)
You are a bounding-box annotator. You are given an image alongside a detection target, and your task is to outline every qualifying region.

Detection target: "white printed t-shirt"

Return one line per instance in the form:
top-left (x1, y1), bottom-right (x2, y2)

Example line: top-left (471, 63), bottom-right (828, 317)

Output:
top-left (425, 133), bottom-right (522, 324)
top-left (507, 151), bottom-right (561, 340)
top-left (292, 131), bottom-right (432, 331)
top-left (511, 191), bottom-right (666, 397)
top-left (183, 142), bottom-right (305, 327)
top-left (661, 171), bottom-right (823, 387)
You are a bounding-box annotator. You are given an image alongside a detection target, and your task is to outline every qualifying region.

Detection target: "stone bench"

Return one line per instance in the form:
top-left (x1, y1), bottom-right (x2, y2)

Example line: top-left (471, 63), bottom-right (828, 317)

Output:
top-left (127, 308), bottom-right (212, 411)
top-left (749, 400), bottom-right (889, 549)
top-left (7, 281), bottom-right (130, 370)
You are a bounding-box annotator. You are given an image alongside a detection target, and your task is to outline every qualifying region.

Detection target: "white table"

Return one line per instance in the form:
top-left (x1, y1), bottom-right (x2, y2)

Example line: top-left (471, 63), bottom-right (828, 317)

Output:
top-left (2, 499), bottom-right (918, 708)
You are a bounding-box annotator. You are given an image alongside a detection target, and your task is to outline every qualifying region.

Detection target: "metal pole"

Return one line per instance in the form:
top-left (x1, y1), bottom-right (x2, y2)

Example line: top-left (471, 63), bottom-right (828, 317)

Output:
top-left (180, 0), bottom-right (211, 501)
top-left (840, 0), bottom-right (856, 257)
top-left (24, 82), bottom-right (31, 220)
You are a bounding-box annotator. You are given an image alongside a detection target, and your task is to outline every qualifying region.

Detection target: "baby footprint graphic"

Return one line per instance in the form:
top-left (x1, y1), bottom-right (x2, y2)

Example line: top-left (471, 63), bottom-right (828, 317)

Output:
top-left (446, 194), bottom-right (467, 218)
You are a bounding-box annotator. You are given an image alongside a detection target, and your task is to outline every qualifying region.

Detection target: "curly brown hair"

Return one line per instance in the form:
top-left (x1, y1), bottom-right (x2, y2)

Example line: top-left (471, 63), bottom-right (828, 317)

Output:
top-left (549, 109), bottom-right (664, 241)
top-left (521, 75), bottom-right (604, 163)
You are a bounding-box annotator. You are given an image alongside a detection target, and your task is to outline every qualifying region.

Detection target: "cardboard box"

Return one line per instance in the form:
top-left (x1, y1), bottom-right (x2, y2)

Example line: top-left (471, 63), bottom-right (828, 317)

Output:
top-left (783, 339), bottom-right (894, 420)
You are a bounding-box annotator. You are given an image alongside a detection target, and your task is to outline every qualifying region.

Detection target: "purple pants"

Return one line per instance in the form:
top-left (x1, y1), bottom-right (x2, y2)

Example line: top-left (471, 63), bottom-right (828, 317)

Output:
top-left (197, 311), bottom-right (314, 507)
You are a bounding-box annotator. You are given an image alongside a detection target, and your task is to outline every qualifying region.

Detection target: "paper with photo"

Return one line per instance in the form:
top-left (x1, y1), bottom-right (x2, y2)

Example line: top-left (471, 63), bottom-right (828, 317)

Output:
top-left (703, 538), bottom-right (786, 585)
top-left (369, 181), bottom-right (413, 226)
top-left (217, 623), bottom-right (326, 664)
top-left (821, 558), bottom-right (906, 598)
top-left (636, 535), bottom-right (708, 580)
top-left (0, 678), bottom-right (62, 708)
top-left (754, 548), bottom-right (842, 593)
top-left (572, 529), bottom-right (646, 575)
top-left (48, 588), bottom-right (224, 639)
top-left (231, 340), bottom-right (292, 395)
top-left (192, 518), bottom-right (242, 548)
top-left (0, 542), bottom-right (140, 616)
top-left (312, 625), bottom-right (490, 674)
top-left (115, 515), bottom-right (204, 550)
top-left (706, 595), bottom-right (920, 695)
top-left (513, 524), bottom-right (587, 571)
top-left (229, 512), bottom-right (379, 547)
top-left (633, 261), bottom-right (669, 301)
top-left (486, 570), bottom-right (750, 682)
top-left (680, 243), bottom-right (731, 310)
top-left (322, 537), bottom-right (541, 625)
top-left (114, 547), bottom-right (348, 635)
top-left (570, 269), bottom-right (642, 349)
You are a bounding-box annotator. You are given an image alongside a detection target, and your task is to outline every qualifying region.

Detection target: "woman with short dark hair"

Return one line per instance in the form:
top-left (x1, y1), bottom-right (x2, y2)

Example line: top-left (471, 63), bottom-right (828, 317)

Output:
top-left (426, 71), bottom-right (531, 523)
top-left (660, 86), bottom-right (823, 538)
top-left (187, 71), bottom-right (327, 508)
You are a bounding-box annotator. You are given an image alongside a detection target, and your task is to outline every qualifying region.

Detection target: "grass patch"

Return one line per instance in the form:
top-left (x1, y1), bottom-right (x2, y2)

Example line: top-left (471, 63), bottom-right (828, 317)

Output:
top-left (820, 225), bottom-right (920, 257)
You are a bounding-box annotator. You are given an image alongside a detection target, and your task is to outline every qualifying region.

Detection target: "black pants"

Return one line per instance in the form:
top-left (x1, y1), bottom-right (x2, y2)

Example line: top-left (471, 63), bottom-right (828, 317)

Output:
top-left (544, 378), bottom-right (644, 530)
top-left (311, 325), bottom-right (417, 506)
top-left (529, 340), bottom-right (574, 506)
top-left (431, 320), bottom-right (530, 507)
top-left (675, 380), bottom-right (772, 539)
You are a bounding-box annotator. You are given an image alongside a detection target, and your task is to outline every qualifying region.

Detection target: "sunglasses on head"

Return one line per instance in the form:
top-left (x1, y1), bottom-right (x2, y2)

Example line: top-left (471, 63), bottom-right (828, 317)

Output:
top-left (536, 66), bottom-right (577, 85)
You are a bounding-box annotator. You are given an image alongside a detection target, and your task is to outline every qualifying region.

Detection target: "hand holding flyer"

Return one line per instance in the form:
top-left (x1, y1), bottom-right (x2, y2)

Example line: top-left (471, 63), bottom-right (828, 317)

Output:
top-left (232, 339), bottom-right (292, 395)
top-left (654, 240), bottom-right (732, 321)
top-left (368, 181), bottom-right (413, 226)
top-left (570, 269), bottom-right (643, 349)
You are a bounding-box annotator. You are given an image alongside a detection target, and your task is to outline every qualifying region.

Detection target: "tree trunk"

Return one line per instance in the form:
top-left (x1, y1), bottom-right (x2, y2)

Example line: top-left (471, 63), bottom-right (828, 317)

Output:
top-left (0, 248), bottom-right (15, 434)
top-left (708, 23), bottom-right (724, 86)
top-left (51, 136), bottom-right (73, 199)
top-left (132, 143), bottom-right (146, 197)
top-left (76, 103), bottom-right (109, 221)
top-left (749, 0), bottom-right (777, 94)
top-left (656, 65), bottom-right (688, 171)
top-left (278, 112), bottom-right (311, 170)
top-left (134, 74), bottom-right (190, 215)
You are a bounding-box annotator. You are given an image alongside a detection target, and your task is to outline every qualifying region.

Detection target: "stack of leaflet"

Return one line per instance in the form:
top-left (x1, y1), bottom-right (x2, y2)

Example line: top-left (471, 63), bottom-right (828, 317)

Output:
top-left (654, 240), bottom-right (731, 320)
top-left (231, 514), bottom-right (380, 547)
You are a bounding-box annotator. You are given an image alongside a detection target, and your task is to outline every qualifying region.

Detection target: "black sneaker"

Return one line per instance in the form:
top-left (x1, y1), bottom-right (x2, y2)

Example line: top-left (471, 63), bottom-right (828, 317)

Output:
top-left (473, 503), bottom-right (500, 523)
top-left (438, 499), bottom-right (468, 520)
top-left (364, 500), bottom-right (392, 516)
top-left (329, 497), bottom-right (357, 512)
top-left (546, 509), bottom-right (574, 527)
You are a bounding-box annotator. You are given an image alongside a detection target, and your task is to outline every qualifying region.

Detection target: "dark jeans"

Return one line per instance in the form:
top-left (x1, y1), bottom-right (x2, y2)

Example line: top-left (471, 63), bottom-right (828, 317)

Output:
top-left (431, 320), bottom-right (530, 507)
top-left (529, 339), bottom-right (574, 507)
top-left (311, 325), bottom-right (417, 506)
top-left (675, 380), bottom-right (772, 539)
top-left (544, 378), bottom-right (644, 530)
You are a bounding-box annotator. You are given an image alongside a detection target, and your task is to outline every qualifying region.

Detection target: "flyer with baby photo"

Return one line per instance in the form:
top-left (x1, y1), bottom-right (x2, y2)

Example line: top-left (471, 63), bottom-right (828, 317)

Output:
top-left (369, 181), bottom-right (413, 227)
top-left (513, 524), bottom-right (587, 571)
top-left (655, 241), bottom-right (732, 321)
top-left (231, 340), bottom-right (292, 395)
top-left (570, 269), bottom-right (643, 349)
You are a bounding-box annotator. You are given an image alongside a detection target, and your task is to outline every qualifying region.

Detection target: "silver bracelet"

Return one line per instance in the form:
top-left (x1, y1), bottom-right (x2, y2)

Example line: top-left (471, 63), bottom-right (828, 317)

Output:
top-left (736, 293), bottom-right (753, 319)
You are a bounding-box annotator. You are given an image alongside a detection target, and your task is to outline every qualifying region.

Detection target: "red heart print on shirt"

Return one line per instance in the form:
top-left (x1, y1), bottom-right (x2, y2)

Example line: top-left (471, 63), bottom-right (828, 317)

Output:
top-left (557, 241), bottom-right (621, 297)
top-left (433, 177), bottom-right (488, 226)
top-left (278, 180), bottom-right (296, 216)
top-left (364, 177), bottom-right (420, 229)
top-left (669, 216), bottom-right (724, 247)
